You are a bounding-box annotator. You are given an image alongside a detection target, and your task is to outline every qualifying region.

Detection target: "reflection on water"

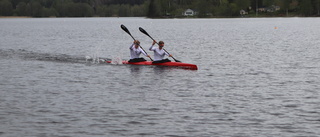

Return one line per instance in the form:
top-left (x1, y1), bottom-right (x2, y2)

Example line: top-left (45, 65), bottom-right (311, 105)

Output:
top-left (129, 65), bottom-right (142, 74)
top-left (1, 17), bottom-right (320, 137)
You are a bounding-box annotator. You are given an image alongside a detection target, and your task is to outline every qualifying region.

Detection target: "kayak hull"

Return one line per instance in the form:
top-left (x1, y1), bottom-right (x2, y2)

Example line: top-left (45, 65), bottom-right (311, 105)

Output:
top-left (107, 61), bottom-right (198, 70)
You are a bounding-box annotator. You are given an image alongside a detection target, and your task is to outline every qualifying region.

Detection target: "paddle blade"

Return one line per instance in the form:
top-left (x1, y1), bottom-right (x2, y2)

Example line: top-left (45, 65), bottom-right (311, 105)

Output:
top-left (174, 59), bottom-right (181, 62)
top-left (121, 24), bottom-right (131, 35)
top-left (121, 24), bottom-right (136, 40)
top-left (139, 27), bottom-right (151, 38)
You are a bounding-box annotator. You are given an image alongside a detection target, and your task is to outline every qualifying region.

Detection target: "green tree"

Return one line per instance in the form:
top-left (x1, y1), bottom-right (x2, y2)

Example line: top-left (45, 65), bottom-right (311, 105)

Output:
top-left (41, 7), bottom-right (57, 17)
top-left (96, 5), bottom-right (107, 16)
top-left (131, 4), bottom-right (146, 16)
top-left (141, 0), bottom-right (150, 16)
top-left (235, 0), bottom-right (250, 10)
top-left (52, 0), bottom-right (74, 17)
top-left (277, 0), bottom-right (291, 14)
top-left (299, 0), bottom-right (313, 16)
top-left (65, 3), bottom-right (77, 16)
top-left (0, 0), bottom-right (13, 16)
top-left (315, 0), bottom-right (320, 15)
top-left (108, 5), bottom-right (120, 16)
top-left (232, 0), bottom-right (250, 15)
top-left (79, 3), bottom-right (94, 17)
top-left (15, 2), bottom-right (27, 16)
top-left (147, 0), bottom-right (161, 17)
top-left (263, 0), bottom-right (275, 7)
top-left (40, 0), bottom-right (54, 8)
top-left (230, 3), bottom-right (239, 15)
top-left (171, 8), bottom-right (184, 17)
top-left (118, 4), bottom-right (131, 16)
top-left (193, 0), bottom-right (213, 17)
top-left (1, 0), bottom-right (318, 18)
top-left (63, 3), bottom-right (93, 17)
top-left (215, 0), bottom-right (232, 16)
top-left (30, 1), bottom-right (43, 17)
top-left (96, 5), bottom-right (117, 17)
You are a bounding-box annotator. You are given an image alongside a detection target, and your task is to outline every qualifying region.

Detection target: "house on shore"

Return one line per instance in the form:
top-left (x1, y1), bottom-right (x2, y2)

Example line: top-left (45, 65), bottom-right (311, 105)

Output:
top-left (240, 9), bottom-right (248, 16)
top-left (258, 5), bottom-right (281, 12)
top-left (183, 9), bottom-right (195, 16)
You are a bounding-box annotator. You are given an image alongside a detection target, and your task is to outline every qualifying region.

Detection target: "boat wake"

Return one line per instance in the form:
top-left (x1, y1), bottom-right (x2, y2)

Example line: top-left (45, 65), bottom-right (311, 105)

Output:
top-left (0, 49), bottom-right (111, 65)
top-left (0, 49), bottom-right (196, 70)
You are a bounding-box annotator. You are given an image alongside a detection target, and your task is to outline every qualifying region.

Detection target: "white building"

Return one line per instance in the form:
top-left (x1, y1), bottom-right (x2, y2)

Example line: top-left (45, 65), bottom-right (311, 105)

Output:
top-left (183, 9), bottom-right (195, 16)
top-left (240, 9), bottom-right (248, 15)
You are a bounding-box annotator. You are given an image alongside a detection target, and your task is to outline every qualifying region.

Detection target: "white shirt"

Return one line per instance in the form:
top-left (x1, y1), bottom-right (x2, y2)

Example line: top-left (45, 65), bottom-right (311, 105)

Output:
top-left (130, 44), bottom-right (147, 59)
top-left (149, 45), bottom-right (169, 61)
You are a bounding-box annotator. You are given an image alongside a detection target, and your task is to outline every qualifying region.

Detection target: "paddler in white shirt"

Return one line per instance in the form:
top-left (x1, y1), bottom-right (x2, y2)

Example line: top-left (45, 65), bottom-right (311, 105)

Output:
top-left (129, 40), bottom-right (150, 62)
top-left (149, 40), bottom-right (172, 63)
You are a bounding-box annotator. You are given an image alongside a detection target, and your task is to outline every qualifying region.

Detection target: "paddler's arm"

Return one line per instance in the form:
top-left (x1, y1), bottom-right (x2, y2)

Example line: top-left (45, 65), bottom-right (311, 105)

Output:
top-left (129, 43), bottom-right (134, 49)
top-left (164, 50), bottom-right (172, 57)
top-left (140, 48), bottom-right (149, 57)
top-left (130, 40), bottom-right (138, 49)
top-left (149, 40), bottom-right (156, 51)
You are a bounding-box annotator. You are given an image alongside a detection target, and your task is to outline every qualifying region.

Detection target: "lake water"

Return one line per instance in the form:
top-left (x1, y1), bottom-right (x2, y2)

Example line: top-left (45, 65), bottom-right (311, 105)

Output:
top-left (1, 17), bottom-right (320, 137)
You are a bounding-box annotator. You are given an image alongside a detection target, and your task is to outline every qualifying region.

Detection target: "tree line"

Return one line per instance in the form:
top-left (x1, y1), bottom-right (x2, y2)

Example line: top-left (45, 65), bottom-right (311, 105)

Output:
top-left (0, 0), bottom-right (319, 17)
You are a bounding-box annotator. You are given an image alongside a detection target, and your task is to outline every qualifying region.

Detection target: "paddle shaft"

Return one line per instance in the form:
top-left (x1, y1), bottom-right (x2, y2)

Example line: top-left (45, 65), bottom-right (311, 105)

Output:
top-left (120, 25), bottom-right (153, 61)
top-left (139, 27), bottom-right (180, 62)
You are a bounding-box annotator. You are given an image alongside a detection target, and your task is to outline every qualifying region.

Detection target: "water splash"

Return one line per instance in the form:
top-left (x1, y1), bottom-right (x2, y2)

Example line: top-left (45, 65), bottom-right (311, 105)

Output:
top-left (85, 55), bottom-right (110, 64)
top-left (111, 56), bottom-right (123, 64)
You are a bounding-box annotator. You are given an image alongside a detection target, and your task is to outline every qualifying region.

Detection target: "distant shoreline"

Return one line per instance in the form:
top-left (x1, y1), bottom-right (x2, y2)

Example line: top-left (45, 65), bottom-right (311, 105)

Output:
top-left (0, 16), bottom-right (319, 19)
top-left (0, 16), bottom-right (32, 18)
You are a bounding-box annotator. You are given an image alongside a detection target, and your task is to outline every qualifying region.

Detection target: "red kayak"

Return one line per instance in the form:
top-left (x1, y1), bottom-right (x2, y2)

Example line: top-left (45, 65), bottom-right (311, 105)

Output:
top-left (107, 60), bottom-right (198, 70)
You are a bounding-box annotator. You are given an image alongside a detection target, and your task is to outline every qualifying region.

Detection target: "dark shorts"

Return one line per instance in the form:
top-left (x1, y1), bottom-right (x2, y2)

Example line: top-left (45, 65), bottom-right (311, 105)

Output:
top-left (152, 58), bottom-right (171, 63)
top-left (128, 58), bottom-right (147, 63)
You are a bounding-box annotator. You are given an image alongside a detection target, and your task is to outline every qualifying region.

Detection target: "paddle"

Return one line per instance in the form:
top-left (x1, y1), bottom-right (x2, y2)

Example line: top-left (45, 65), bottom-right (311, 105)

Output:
top-left (120, 24), bottom-right (153, 61)
top-left (139, 27), bottom-right (181, 62)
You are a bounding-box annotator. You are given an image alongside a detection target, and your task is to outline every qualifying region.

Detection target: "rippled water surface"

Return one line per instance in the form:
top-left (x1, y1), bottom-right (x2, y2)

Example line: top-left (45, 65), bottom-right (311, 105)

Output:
top-left (1, 17), bottom-right (320, 137)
